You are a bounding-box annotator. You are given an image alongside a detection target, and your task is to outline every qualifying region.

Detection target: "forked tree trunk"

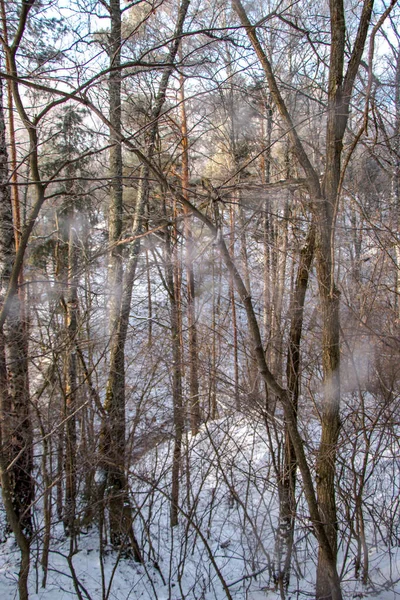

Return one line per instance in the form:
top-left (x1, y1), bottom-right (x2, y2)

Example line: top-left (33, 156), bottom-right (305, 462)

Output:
top-left (132, 141), bottom-right (346, 598)
top-left (231, 1), bottom-right (375, 597)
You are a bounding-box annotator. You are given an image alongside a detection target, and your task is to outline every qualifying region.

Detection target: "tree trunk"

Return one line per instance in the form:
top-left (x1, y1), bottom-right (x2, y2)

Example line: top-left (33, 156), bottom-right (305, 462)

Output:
top-left (164, 224), bottom-right (184, 527)
top-left (210, 247), bottom-right (222, 420)
top-left (64, 201), bottom-right (79, 540)
top-left (101, 0), bottom-right (190, 551)
top-left (179, 72), bottom-right (201, 435)
top-left (0, 68), bottom-right (31, 600)
top-left (392, 49), bottom-right (400, 319)
top-left (229, 203), bottom-right (240, 410)
top-left (275, 222), bottom-right (315, 589)
top-left (98, 0), bottom-right (131, 551)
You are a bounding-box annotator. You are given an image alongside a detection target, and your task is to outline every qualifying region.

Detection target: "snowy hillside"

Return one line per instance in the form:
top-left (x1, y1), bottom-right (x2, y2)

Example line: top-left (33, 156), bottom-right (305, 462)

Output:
top-left (1, 415), bottom-right (400, 600)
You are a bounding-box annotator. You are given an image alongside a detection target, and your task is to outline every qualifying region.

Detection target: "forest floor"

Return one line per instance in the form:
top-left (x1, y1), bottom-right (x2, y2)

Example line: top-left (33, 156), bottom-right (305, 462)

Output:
top-left (0, 415), bottom-right (400, 599)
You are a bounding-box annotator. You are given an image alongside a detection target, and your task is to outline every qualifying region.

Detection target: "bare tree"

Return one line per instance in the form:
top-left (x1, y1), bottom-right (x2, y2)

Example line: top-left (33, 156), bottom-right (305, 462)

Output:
top-left (230, 1), bottom-right (381, 597)
top-left (0, 66), bottom-right (31, 600)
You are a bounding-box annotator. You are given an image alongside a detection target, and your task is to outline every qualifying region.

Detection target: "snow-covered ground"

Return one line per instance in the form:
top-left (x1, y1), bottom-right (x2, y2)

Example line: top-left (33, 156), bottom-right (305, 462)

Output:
top-left (1, 414), bottom-right (400, 599)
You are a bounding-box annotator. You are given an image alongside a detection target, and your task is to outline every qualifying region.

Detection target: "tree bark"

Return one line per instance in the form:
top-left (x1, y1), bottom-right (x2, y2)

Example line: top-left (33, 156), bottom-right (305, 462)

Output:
top-left (275, 221), bottom-right (315, 589)
top-left (164, 223), bottom-right (184, 527)
top-left (179, 72), bottom-right (201, 435)
top-left (101, 0), bottom-right (190, 551)
top-left (0, 66), bottom-right (31, 600)
top-left (64, 200), bottom-right (79, 540)
top-left (100, 0), bottom-right (130, 551)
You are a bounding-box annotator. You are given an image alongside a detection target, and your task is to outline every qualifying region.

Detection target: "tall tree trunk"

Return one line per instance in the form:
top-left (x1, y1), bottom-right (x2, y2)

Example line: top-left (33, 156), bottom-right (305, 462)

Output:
top-left (101, 0), bottom-right (190, 551)
top-left (100, 0), bottom-right (129, 551)
top-left (261, 95), bottom-right (273, 410)
top-left (0, 0), bottom-right (21, 251)
top-left (210, 247), bottom-right (222, 420)
top-left (392, 49), bottom-right (400, 319)
top-left (0, 34), bottom-right (33, 546)
top-left (270, 193), bottom-right (289, 382)
top-left (275, 221), bottom-right (315, 589)
top-left (229, 203), bottom-right (240, 410)
top-left (64, 201), bottom-right (79, 540)
top-left (225, 51), bottom-right (257, 407)
top-left (0, 68), bottom-right (31, 600)
top-left (314, 5), bottom-right (346, 593)
top-left (164, 223), bottom-right (184, 527)
top-left (179, 72), bottom-right (201, 435)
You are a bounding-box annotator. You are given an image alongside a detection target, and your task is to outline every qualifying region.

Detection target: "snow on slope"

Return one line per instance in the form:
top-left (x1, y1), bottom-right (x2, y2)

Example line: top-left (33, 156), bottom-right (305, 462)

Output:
top-left (1, 414), bottom-right (400, 599)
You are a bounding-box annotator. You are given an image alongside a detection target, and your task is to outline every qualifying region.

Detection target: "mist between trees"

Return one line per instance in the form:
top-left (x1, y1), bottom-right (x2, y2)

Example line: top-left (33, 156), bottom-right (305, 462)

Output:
top-left (0, 1), bottom-right (400, 599)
